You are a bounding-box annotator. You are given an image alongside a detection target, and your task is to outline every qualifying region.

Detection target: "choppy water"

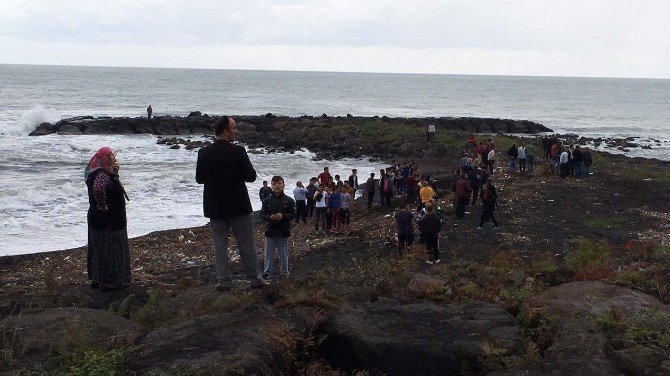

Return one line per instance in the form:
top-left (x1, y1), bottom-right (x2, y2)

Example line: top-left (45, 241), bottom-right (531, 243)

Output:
top-left (1, 64), bottom-right (669, 255)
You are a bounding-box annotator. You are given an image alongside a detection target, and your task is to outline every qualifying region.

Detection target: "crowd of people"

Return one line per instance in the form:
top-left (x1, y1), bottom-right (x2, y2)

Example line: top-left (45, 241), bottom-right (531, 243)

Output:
top-left (86, 116), bottom-right (595, 292)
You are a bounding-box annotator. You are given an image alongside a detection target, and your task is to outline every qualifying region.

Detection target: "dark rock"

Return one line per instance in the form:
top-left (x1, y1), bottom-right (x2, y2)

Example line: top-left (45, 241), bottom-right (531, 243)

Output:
top-left (57, 124), bottom-right (82, 135)
top-left (347, 114), bottom-right (353, 118)
top-left (489, 358), bottom-right (624, 376)
top-left (127, 304), bottom-right (291, 375)
top-left (610, 345), bottom-right (667, 376)
top-left (170, 144), bottom-right (181, 149)
top-left (523, 281), bottom-right (669, 320)
top-left (265, 112), bottom-right (275, 118)
top-left (187, 111), bottom-right (202, 117)
top-left (1, 307), bottom-right (145, 369)
top-left (321, 113), bottom-right (328, 118)
top-left (29, 122), bottom-right (58, 136)
top-left (321, 299), bottom-right (524, 375)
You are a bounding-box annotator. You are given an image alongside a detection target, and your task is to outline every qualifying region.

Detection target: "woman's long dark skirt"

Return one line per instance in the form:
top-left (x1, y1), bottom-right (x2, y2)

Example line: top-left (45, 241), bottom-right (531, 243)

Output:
top-left (87, 228), bottom-right (131, 287)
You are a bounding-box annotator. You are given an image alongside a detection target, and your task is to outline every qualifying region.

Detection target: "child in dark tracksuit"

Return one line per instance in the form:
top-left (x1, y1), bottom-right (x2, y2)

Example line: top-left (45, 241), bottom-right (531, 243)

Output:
top-left (261, 176), bottom-right (296, 281)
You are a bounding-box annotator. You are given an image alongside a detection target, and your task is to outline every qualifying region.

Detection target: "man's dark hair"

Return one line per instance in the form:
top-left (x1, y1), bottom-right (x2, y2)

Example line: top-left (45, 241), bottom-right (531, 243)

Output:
top-left (271, 176), bottom-right (284, 183)
top-left (324, 167), bottom-right (329, 171)
top-left (370, 173), bottom-right (375, 177)
top-left (352, 169), bottom-right (357, 173)
top-left (335, 174), bottom-right (340, 179)
top-left (214, 116), bottom-right (231, 136)
top-left (262, 180), bottom-right (268, 184)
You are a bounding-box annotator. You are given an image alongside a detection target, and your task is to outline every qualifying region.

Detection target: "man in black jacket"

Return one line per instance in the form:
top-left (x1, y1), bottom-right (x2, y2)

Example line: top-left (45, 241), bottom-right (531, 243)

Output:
top-left (196, 116), bottom-right (264, 290)
top-left (261, 176), bottom-right (295, 281)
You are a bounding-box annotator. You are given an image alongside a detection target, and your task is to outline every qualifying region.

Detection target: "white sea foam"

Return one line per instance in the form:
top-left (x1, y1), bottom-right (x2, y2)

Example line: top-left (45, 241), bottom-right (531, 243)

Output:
top-left (0, 134), bottom-right (382, 256)
top-left (6, 105), bottom-right (63, 135)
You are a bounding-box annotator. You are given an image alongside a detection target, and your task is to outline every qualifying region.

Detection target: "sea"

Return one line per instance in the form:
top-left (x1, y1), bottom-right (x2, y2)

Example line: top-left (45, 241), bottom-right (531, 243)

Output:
top-left (1, 64), bottom-right (669, 256)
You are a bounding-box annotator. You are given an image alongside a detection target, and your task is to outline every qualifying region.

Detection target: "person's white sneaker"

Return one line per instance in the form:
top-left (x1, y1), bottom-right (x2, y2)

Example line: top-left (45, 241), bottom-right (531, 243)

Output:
top-left (426, 260), bottom-right (434, 265)
top-left (435, 259), bottom-right (441, 264)
top-left (476, 227), bottom-right (482, 230)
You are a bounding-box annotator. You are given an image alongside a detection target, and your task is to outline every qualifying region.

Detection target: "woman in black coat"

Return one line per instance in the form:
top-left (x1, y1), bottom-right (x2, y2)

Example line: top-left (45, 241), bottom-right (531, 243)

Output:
top-left (85, 147), bottom-right (131, 291)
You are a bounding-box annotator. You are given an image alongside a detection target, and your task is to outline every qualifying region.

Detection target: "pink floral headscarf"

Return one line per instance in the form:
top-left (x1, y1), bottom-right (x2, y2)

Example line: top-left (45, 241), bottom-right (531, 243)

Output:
top-left (84, 147), bottom-right (129, 201)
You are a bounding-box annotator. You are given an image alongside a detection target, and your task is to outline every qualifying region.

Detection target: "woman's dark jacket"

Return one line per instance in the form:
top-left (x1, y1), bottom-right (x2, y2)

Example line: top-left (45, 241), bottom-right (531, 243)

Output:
top-left (87, 170), bottom-right (127, 231)
top-left (260, 192), bottom-right (296, 238)
top-left (196, 140), bottom-right (257, 219)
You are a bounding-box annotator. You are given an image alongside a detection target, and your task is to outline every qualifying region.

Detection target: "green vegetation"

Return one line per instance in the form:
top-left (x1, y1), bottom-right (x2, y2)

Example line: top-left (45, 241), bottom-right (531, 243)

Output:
top-left (584, 216), bottom-right (627, 229)
top-left (565, 238), bottom-right (613, 278)
top-left (598, 308), bottom-right (670, 350)
top-left (57, 348), bottom-right (127, 376)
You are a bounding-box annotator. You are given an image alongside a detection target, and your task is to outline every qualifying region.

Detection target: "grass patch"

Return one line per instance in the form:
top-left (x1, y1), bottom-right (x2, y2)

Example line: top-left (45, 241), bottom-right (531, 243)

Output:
top-left (584, 217), bottom-right (627, 229)
top-left (565, 237), bottom-right (614, 280)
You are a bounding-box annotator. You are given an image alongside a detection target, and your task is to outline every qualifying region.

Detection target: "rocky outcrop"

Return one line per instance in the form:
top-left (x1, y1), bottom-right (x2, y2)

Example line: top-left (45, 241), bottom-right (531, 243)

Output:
top-left (321, 299), bottom-right (525, 375)
top-left (29, 113), bottom-right (553, 137)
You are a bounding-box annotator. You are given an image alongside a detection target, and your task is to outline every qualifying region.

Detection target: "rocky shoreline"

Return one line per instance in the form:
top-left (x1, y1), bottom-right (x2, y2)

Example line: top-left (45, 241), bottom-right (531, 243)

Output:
top-left (3, 114), bottom-right (670, 375)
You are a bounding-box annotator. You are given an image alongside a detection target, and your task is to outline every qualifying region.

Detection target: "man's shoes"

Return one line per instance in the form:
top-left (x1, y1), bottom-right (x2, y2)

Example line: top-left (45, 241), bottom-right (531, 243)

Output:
top-left (435, 259), bottom-right (441, 264)
top-left (476, 227), bottom-right (482, 230)
top-left (426, 260), bottom-right (434, 265)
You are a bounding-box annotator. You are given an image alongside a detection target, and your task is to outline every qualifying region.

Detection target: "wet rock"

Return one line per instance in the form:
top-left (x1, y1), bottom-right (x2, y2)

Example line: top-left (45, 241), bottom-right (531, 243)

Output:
top-left (170, 144), bottom-right (181, 149)
top-left (188, 111), bottom-right (202, 117)
top-left (57, 124), bottom-right (82, 135)
top-left (29, 122), bottom-right (58, 136)
top-left (321, 299), bottom-right (524, 375)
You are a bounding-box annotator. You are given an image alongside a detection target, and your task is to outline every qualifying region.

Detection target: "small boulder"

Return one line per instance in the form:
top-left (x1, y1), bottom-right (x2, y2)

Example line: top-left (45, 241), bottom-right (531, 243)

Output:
top-left (523, 281), bottom-right (668, 319)
top-left (406, 273), bottom-right (447, 297)
top-left (187, 111), bottom-right (202, 117)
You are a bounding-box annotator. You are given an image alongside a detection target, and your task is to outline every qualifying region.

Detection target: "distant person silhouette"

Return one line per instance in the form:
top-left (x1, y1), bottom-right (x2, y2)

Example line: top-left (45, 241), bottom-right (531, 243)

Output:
top-left (147, 105), bottom-right (152, 123)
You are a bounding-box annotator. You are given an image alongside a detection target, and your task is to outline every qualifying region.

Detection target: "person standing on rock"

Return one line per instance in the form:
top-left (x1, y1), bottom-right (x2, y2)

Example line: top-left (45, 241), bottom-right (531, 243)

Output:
top-left (420, 202), bottom-right (442, 265)
top-left (318, 167), bottom-right (331, 187)
top-left (507, 144), bottom-right (519, 173)
top-left (525, 142), bottom-right (535, 173)
top-left (348, 169), bottom-right (359, 196)
top-left (261, 176), bottom-right (295, 282)
top-left (293, 181), bottom-right (308, 225)
top-left (85, 147), bottom-right (131, 291)
top-left (452, 172), bottom-right (471, 218)
top-left (487, 147), bottom-right (496, 175)
top-left (259, 180), bottom-right (272, 203)
top-left (394, 203), bottom-right (415, 256)
top-left (427, 124), bottom-right (436, 142)
top-left (313, 186), bottom-right (328, 232)
top-left (196, 116), bottom-right (264, 290)
top-left (147, 105), bottom-right (152, 123)
top-left (559, 147), bottom-right (570, 179)
top-left (306, 178), bottom-right (318, 218)
top-left (583, 148), bottom-right (593, 177)
top-left (366, 172), bottom-right (376, 209)
top-left (517, 145), bottom-right (527, 173)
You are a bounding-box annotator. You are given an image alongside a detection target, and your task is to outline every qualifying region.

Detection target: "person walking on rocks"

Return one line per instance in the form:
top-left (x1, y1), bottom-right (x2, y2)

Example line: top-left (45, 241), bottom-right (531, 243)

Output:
top-left (146, 105), bottom-right (152, 123)
top-left (525, 142), bottom-right (535, 173)
top-left (366, 172), bottom-right (376, 209)
top-left (261, 176), bottom-right (295, 282)
top-left (487, 147), bottom-right (496, 175)
top-left (477, 176), bottom-right (500, 230)
top-left (420, 202), bottom-right (442, 265)
top-left (85, 147), bottom-right (131, 291)
top-left (196, 116), bottom-right (264, 290)
top-left (453, 172), bottom-right (471, 218)
top-left (293, 181), bottom-right (308, 224)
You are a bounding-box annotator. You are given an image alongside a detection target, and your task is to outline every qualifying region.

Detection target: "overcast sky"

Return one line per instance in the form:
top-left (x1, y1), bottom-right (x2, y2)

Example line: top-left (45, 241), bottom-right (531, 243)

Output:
top-left (1, 0), bottom-right (669, 78)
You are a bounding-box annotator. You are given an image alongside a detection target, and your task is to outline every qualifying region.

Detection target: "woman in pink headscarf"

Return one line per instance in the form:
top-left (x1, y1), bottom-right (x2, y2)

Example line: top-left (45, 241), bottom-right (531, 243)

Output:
top-left (85, 147), bottom-right (130, 291)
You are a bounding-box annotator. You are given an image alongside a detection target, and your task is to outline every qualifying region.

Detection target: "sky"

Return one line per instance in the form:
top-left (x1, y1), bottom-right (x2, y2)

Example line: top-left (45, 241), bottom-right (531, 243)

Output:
top-left (0, 0), bottom-right (669, 78)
